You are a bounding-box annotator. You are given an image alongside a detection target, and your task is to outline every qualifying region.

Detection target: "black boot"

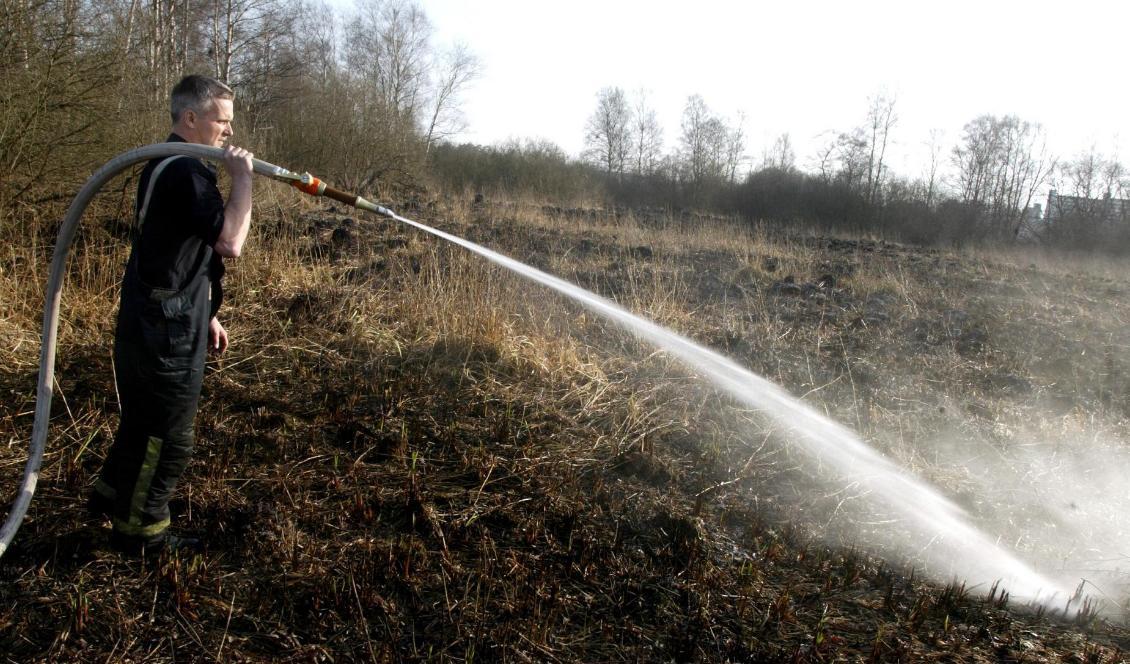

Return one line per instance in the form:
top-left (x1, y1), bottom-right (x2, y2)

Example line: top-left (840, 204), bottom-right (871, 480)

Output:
top-left (86, 490), bottom-right (114, 521)
top-left (110, 529), bottom-right (202, 556)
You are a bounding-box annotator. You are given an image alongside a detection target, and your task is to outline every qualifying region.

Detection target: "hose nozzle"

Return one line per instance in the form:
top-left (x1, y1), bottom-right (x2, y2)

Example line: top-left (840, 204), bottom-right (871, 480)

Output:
top-left (260, 157), bottom-right (388, 217)
top-left (291, 173), bottom-right (326, 197)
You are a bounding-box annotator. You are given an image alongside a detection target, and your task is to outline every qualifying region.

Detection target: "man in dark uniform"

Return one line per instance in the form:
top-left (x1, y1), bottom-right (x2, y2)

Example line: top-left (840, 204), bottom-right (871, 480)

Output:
top-left (89, 74), bottom-right (254, 554)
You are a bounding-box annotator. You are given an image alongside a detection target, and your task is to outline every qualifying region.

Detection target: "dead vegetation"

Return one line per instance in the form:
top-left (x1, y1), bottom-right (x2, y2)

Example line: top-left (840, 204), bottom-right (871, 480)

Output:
top-left (1, 187), bottom-right (1130, 662)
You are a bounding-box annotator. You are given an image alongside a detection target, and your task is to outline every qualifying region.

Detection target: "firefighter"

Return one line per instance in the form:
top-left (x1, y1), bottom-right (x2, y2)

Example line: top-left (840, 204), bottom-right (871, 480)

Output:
top-left (88, 74), bottom-right (253, 554)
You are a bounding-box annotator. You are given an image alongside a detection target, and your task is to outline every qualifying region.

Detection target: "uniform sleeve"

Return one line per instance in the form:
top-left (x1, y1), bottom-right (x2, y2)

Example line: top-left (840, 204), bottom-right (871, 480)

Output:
top-left (184, 163), bottom-right (226, 246)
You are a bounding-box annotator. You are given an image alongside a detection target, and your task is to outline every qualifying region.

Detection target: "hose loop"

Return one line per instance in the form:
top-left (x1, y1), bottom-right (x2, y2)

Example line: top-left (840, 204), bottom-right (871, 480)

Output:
top-left (0, 144), bottom-right (291, 558)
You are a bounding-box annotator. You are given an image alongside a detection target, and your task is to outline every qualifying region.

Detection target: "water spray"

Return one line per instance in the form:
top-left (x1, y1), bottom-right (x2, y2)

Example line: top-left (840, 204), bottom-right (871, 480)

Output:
top-left (0, 143), bottom-right (1082, 612)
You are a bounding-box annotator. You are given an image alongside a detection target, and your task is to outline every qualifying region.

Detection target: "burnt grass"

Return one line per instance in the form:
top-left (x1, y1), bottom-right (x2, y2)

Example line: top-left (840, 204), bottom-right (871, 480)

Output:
top-left (2, 199), bottom-right (1130, 662)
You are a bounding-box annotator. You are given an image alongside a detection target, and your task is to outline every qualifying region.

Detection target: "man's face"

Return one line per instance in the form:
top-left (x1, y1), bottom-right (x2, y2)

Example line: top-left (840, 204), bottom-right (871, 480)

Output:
top-left (186, 98), bottom-right (234, 147)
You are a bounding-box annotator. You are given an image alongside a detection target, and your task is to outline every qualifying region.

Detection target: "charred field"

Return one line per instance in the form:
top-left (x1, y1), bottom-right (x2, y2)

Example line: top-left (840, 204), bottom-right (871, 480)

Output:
top-left (2, 192), bottom-right (1130, 662)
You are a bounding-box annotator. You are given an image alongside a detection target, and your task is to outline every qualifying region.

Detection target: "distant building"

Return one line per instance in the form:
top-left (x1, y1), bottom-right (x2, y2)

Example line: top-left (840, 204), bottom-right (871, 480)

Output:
top-left (1037, 189), bottom-right (1130, 246)
top-left (1045, 189), bottom-right (1130, 228)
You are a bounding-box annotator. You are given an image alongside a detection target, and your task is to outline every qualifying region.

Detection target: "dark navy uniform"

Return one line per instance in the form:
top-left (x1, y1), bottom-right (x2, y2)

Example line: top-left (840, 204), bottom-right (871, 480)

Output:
top-left (94, 133), bottom-right (226, 544)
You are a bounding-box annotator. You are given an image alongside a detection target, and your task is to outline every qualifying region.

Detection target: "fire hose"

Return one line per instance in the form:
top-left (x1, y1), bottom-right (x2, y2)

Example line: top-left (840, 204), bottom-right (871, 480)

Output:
top-left (0, 143), bottom-right (396, 558)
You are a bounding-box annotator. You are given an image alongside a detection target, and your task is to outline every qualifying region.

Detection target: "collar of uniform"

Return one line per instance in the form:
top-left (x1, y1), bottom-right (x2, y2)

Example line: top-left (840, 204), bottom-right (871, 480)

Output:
top-left (165, 133), bottom-right (217, 174)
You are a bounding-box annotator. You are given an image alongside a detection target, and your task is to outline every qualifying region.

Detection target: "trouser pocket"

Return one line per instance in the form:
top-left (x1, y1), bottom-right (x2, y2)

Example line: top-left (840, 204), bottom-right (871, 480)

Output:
top-left (161, 292), bottom-right (197, 358)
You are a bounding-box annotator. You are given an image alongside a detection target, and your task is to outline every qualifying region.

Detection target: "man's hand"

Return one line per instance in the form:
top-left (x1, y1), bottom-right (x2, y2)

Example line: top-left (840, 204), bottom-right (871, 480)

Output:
top-left (209, 317), bottom-right (229, 355)
top-left (222, 145), bottom-right (253, 180)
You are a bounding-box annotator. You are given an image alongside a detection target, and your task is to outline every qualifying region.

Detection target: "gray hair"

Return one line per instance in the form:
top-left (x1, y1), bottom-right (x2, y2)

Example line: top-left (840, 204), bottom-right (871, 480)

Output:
top-left (170, 75), bottom-right (234, 123)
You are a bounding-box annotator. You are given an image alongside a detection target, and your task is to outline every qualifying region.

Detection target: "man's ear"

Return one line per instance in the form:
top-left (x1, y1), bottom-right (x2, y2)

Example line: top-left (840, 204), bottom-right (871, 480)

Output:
top-left (183, 109), bottom-right (196, 128)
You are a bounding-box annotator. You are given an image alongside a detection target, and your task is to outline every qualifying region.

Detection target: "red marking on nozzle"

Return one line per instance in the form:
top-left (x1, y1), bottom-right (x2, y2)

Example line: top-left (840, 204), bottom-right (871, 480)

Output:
top-left (292, 176), bottom-right (323, 196)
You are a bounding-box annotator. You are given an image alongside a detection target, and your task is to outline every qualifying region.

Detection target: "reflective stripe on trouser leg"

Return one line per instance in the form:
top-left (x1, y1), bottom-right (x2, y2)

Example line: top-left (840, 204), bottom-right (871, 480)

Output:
top-left (142, 430), bottom-right (194, 531)
top-left (113, 435), bottom-right (169, 537)
top-left (105, 354), bottom-right (201, 537)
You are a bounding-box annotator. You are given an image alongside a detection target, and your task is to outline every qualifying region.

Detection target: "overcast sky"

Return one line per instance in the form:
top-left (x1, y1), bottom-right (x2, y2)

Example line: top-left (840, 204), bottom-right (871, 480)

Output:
top-left (351, 0), bottom-right (1129, 185)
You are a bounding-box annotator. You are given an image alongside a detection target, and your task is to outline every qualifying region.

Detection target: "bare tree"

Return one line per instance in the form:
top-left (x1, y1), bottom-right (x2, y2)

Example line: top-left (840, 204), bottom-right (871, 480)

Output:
top-left (206, 0), bottom-right (275, 83)
top-left (953, 115), bottom-right (997, 206)
top-left (675, 95), bottom-right (749, 204)
top-left (863, 92), bottom-right (897, 206)
top-left (290, 0), bottom-right (338, 88)
top-left (630, 88), bottom-right (663, 176)
top-left (679, 95), bottom-right (723, 185)
top-left (723, 111), bottom-right (746, 183)
top-left (825, 128), bottom-right (870, 190)
top-left (583, 86), bottom-right (631, 178)
top-left (144, 0), bottom-right (198, 106)
top-left (1058, 147), bottom-right (1124, 200)
top-left (342, 0), bottom-right (435, 186)
top-left (923, 129), bottom-right (944, 208)
top-left (812, 94), bottom-right (895, 205)
top-left (953, 114), bottom-right (1053, 238)
top-left (346, 0), bottom-right (433, 134)
top-left (423, 42), bottom-right (479, 157)
top-left (762, 133), bottom-right (795, 171)
top-left (813, 132), bottom-right (838, 182)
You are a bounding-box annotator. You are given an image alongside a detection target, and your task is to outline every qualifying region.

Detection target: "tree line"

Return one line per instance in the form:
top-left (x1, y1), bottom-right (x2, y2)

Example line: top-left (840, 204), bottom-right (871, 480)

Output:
top-left (569, 86), bottom-right (1130, 252)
